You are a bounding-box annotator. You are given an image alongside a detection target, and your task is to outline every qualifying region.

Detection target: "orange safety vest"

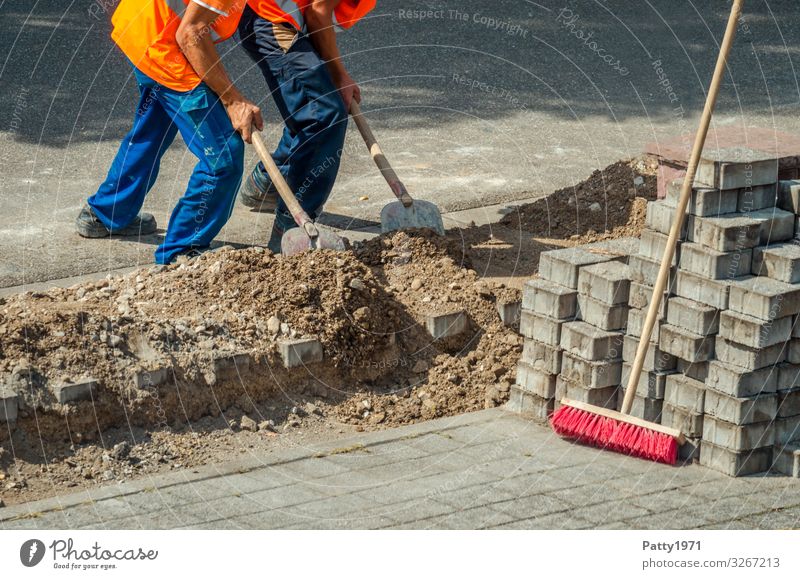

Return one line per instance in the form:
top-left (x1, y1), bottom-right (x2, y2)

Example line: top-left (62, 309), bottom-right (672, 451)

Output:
top-left (247, 0), bottom-right (375, 32)
top-left (111, 0), bottom-right (245, 92)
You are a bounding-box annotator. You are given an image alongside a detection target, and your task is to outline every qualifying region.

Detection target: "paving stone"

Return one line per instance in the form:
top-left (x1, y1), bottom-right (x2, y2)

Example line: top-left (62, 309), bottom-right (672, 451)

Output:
top-left (560, 352), bottom-right (622, 389)
top-left (620, 363), bottom-right (670, 399)
top-left (515, 363), bottom-right (557, 398)
top-left (538, 246), bottom-right (623, 289)
top-left (777, 387), bottom-right (800, 418)
top-left (627, 281), bottom-right (669, 314)
top-left (695, 158), bottom-right (777, 191)
top-left (774, 415), bottom-right (800, 445)
top-left (52, 378), bottom-right (98, 404)
top-left (645, 199), bottom-right (689, 236)
top-left (778, 363), bottom-right (800, 391)
top-left (772, 442), bottom-right (800, 477)
top-left (616, 386), bottom-right (663, 421)
top-left (752, 243), bottom-right (800, 283)
top-left (627, 254), bottom-right (677, 289)
top-left (425, 310), bottom-right (467, 339)
top-left (577, 261), bottom-right (631, 305)
top-left (519, 310), bottom-right (562, 346)
top-left (559, 320), bottom-right (623, 361)
top-left (679, 437), bottom-right (702, 461)
top-left (728, 275), bottom-right (800, 320)
top-left (676, 359), bottom-right (709, 381)
top-left (687, 213), bottom-right (762, 252)
top-left (639, 229), bottom-right (680, 265)
top-left (622, 334), bottom-right (677, 371)
top-left (0, 387), bottom-right (18, 423)
top-left (718, 309), bottom-right (792, 349)
top-left (789, 340), bottom-right (800, 364)
top-left (678, 242), bottom-right (752, 280)
top-left (521, 339), bottom-right (562, 374)
top-left (213, 353), bottom-right (251, 379)
top-left (626, 307), bottom-right (663, 343)
top-left (702, 415), bottom-right (774, 451)
top-left (714, 336), bottom-right (787, 371)
top-left (664, 373), bottom-right (706, 414)
top-left (675, 270), bottom-right (733, 310)
top-left (132, 367), bottom-right (170, 389)
top-left (750, 208), bottom-right (795, 244)
top-left (659, 323), bottom-right (714, 363)
top-left (506, 387), bottom-right (553, 421)
top-left (666, 179), bottom-right (738, 216)
top-left (555, 376), bottom-right (617, 409)
top-left (738, 183), bottom-right (778, 212)
top-left (278, 338), bottom-right (324, 369)
top-left (794, 316), bottom-right (800, 339)
top-left (521, 279), bottom-right (577, 320)
top-left (777, 180), bottom-right (800, 213)
top-left (661, 402), bottom-right (704, 438)
top-left (699, 441), bottom-right (773, 477)
top-left (496, 300), bottom-right (521, 328)
top-left (706, 360), bottom-right (778, 398)
top-left (666, 296), bottom-right (719, 336)
top-left (576, 295), bottom-right (628, 331)
top-left (704, 389), bottom-right (777, 425)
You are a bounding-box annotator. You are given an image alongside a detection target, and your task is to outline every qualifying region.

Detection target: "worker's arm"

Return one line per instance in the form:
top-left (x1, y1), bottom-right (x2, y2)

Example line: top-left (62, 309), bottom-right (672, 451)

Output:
top-left (175, 2), bottom-right (264, 142)
top-left (305, 0), bottom-right (360, 110)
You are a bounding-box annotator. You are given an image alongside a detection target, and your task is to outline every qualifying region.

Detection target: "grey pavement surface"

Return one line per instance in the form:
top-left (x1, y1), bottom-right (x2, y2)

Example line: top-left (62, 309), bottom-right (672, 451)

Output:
top-left (2, 408), bottom-right (798, 530)
top-left (1, 1), bottom-right (799, 286)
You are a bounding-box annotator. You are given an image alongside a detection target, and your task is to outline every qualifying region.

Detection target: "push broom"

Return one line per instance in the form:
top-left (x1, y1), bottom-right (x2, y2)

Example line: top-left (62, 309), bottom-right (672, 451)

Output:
top-left (550, 0), bottom-right (744, 465)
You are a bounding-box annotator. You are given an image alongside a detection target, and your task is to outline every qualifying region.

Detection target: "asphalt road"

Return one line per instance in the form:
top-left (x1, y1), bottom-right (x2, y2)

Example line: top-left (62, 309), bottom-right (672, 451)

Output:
top-left (1, 0), bottom-right (799, 286)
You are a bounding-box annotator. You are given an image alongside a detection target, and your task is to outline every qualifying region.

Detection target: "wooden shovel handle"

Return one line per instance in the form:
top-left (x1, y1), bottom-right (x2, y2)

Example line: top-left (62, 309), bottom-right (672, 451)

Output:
top-left (251, 131), bottom-right (318, 238)
top-left (349, 101), bottom-right (414, 208)
top-left (622, 0), bottom-right (744, 415)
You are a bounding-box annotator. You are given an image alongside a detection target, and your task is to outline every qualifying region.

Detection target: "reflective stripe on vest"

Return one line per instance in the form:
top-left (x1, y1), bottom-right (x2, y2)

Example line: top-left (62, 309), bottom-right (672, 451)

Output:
top-left (163, 0), bottom-right (223, 41)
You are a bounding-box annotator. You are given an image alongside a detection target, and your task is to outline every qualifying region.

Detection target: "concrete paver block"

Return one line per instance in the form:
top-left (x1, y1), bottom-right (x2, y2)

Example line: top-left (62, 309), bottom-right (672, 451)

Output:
top-left (777, 180), bottom-right (800, 213)
top-left (702, 414), bottom-right (774, 451)
top-left (522, 279), bottom-right (577, 320)
top-left (688, 213), bottom-right (762, 252)
top-left (519, 310), bottom-right (562, 346)
top-left (707, 360), bottom-right (778, 398)
top-left (704, 389), bottom-right (777, 425)
top-left (425, 310), bottom-right (467, 339)
top-left (53, 378), bottom-right (98, 404)
top-left (576, 295), bottom-right (629, 331)
top-left (664, 373), bottom-right (706, 414)
top-left (521, 339), bottom-right (562, 374)
top-left (678, 242), bottom-right (752, 279)
top-left (715, 336), bottom-right (787, 371)
top-left (666, 296), bottom-right (719, 336)
top-left (559, 320), bottom-right (623, 361)
top-left (728, 275), bottom-right (800, 321)
top-left (645, 200), bottom-right (688, 236)
top-left (777, 387), bottom-right (800, 418)
top-left (699, 440), bottom-right (773, 477)
top-left (627, 254), bottom-right (677, 289)
top-left (679, 437), bottom-right (701, 461)
top-left (577, 261), bottom-right (631, 305)
top-left (214, 353), bottom-right (251, 379)
top-left (774, 415), bottom-right (800, 445)
top-left (789, 340), bottom-right (800, 365)
top-left (622, 334), bottom-right (677, 371)
top-left (676, 359), bottom-right (709, 381)
top-left (515, 362), bottom-right (557, 398)
top-left (626, 307), bottom-right (663, 343)
top-left (752, 243), bottom-right (800, 283)
top-left (555, 376), bottom-right (617, 410)
top-left (695, 158), bottom-right (777, 191)
top-left (777, 362), bottom-right (800, 391)
top-left (506, 387), bottom-right (553, 420)
top-left (738, 183), bottom-right (778, 212)
top-left (719, 309), bottom-right (792, 349)
top-left (617, 391), bottom-right (663, 422)
top-left (133, 367), bottom-right (170, 389)
top-left (772, 443), bottom-right (800, 477)
top-left (666, 179), bottom-right (738, 216)
top-left (0, 387), bottom-right (18, 423)
top-left (279, 338), bottom-right (324, 368)
top-left (639, 229), bottom-right (680, 265)
top-left (661, 402), bottom-right (703, 438)
top-left (675, 270), bottom-right (733, 310)
top-left (628, 281), bottom-right (669, 314)
top-left (496, 300), bottom-right (522, 328)
top-left (621, 363), bottom-right (670, 399)
top-left (659, 323), bottom-right (715, 363)
top-left (538, 246), bottom-right (623, 289)
top-left (749, 208), bottom-right (795, 244)
top-left (560, 352), bottom-right (622, 389)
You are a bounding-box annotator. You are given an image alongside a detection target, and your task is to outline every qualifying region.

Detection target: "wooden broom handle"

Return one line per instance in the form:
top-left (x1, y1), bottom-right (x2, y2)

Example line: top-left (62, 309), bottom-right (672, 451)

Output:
top-left (349, 101), bottom-right (414, 208)
top-left (621, 0), bottom-right (744, 415)
top-left (251, 131), bottom-right (318, 239)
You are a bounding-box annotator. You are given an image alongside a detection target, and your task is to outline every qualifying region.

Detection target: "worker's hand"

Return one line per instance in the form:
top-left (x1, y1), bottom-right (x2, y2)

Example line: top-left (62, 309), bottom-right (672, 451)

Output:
top-left (223, 95), bottom-right (264, 144)
top-left (332, 69), bottom-right (361, 111)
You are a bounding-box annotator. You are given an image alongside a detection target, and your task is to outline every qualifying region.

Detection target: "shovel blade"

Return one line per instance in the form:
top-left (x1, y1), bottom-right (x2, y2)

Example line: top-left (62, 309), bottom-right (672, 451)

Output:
top-left (280, 227), bottom-right (347, 256)
top-left (380, 199), bottom-right (445, 236)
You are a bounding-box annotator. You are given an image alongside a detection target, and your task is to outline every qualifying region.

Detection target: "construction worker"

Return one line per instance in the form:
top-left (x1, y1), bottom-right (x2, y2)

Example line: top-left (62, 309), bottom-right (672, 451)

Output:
top-left (237, 0), bottom-right (376, 249)
top-left (77, 0), bottom-right (263, 264)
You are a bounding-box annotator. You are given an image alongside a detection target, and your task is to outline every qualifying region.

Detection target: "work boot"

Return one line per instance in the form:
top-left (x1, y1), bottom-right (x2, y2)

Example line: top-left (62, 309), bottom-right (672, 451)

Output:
top-left (75, 205), bottom-right (157, 238)
top-left (239, 164), bottom-right (279, 212)
top-left (267, 222), bottom-right (284, 254)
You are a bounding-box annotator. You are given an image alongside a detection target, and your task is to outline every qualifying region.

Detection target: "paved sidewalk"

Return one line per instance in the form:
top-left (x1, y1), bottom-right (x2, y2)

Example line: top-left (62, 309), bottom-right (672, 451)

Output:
top-left (1, 409), bottom-right (798, 530)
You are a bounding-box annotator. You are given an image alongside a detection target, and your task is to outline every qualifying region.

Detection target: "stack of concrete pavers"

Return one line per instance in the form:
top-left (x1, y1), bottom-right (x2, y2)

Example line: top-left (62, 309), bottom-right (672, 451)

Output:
top-left (509, 238), bottom-right (637, 420)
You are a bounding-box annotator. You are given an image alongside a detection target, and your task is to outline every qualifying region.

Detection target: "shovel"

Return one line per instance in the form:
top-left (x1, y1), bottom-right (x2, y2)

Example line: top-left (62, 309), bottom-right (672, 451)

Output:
top-left (350, 101), bottom-right (445, 235)
top-left (251, 131), bottom-right (347, 256)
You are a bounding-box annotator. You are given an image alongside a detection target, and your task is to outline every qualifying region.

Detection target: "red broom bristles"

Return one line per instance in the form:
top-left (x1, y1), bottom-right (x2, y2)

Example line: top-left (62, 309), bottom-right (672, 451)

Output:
top-left (550, 404), bottom-right (678, 465)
